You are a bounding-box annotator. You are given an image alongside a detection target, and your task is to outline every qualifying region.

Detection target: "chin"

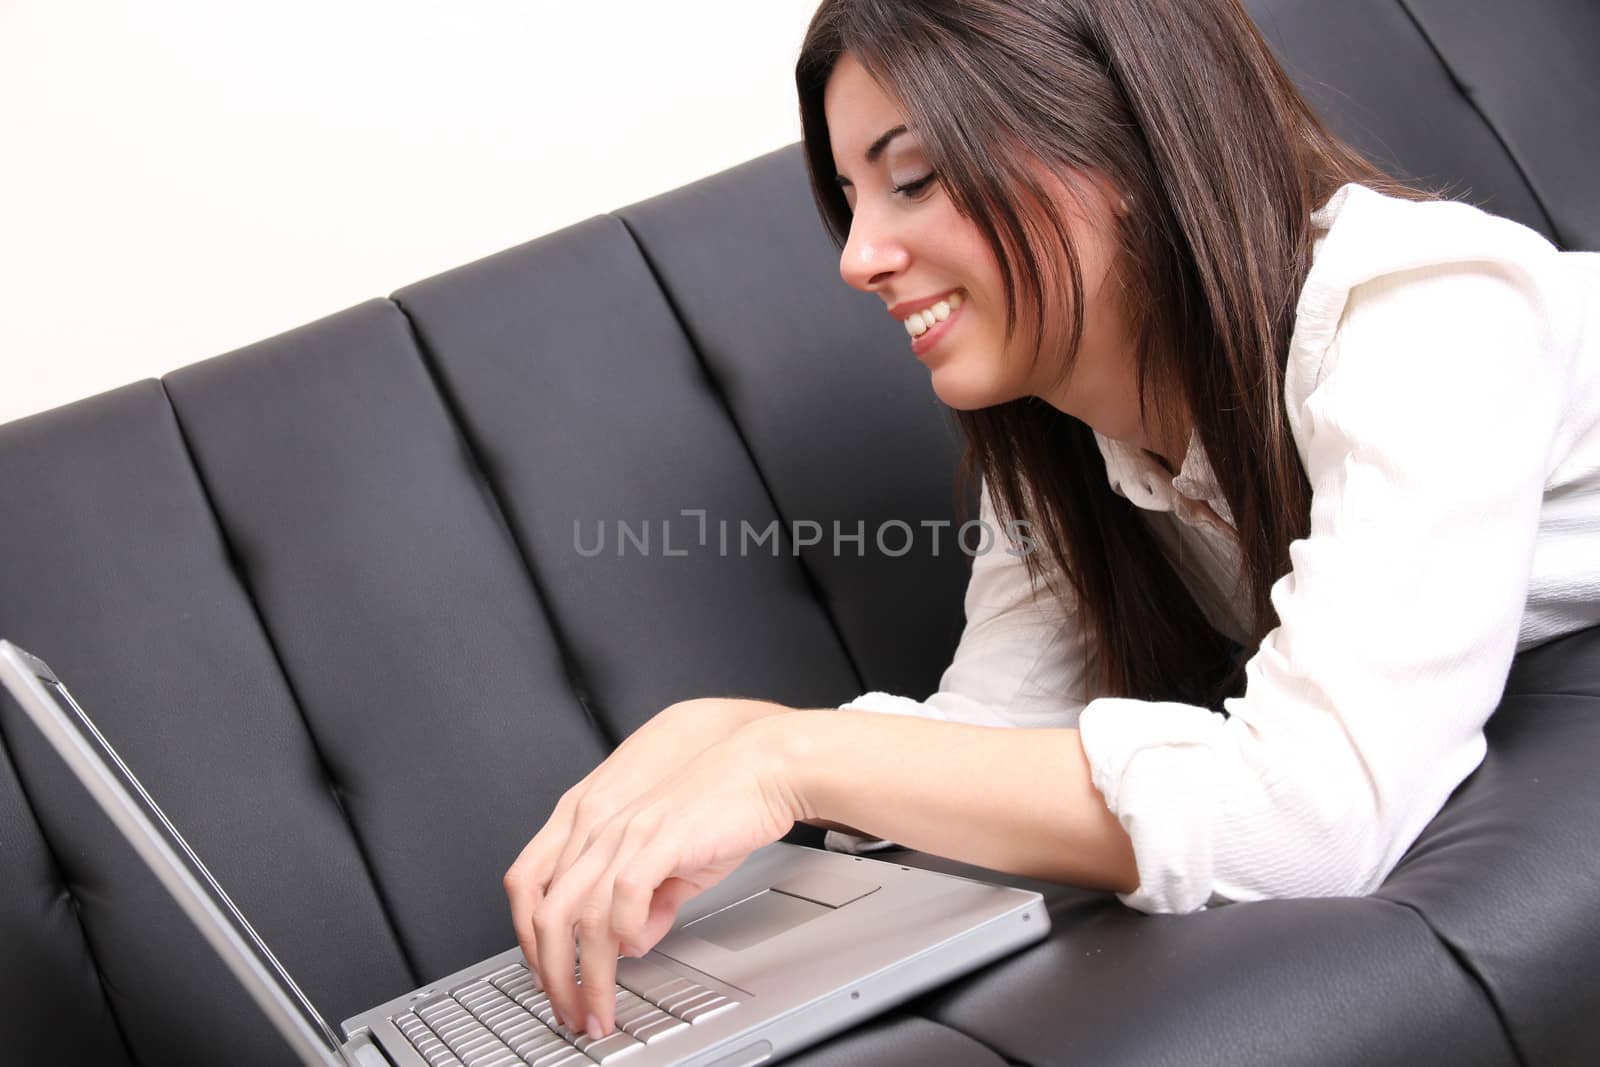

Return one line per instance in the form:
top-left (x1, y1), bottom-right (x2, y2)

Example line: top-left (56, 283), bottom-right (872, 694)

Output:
top-left (929, 367), bottom-right (1014, 411)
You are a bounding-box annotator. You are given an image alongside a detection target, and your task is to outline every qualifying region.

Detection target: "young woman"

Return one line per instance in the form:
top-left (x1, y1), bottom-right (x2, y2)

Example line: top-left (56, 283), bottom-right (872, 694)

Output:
top-left (505, 0), bottom-right (1600, 1041)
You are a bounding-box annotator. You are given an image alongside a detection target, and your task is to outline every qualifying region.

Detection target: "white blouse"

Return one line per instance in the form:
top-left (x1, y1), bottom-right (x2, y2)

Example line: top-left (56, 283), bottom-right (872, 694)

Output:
top-left (830, 181), bottom-right (1600, 914)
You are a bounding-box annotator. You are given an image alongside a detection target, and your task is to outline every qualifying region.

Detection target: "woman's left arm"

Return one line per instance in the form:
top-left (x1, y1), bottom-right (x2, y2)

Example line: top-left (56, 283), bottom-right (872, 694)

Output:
top-left (1069, 261), bottom-right (1565, 913)
top-left (774, 261), bottom-right (1567, 914)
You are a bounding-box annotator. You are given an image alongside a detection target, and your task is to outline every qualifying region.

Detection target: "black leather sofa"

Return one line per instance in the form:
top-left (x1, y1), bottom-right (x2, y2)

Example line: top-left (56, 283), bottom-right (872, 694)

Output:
top-left (2, 2), bottom-right (1596, 1064)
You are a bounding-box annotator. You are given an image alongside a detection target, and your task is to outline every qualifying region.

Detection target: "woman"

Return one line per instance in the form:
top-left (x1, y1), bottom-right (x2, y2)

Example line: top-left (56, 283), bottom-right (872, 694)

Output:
top-left (504, 0), bottom-right (1600, 1041)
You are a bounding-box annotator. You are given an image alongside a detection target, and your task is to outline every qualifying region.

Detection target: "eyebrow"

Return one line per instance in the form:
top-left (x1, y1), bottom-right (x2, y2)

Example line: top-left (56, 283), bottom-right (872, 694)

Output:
top-left (834, 125), bottom-right (910, 187)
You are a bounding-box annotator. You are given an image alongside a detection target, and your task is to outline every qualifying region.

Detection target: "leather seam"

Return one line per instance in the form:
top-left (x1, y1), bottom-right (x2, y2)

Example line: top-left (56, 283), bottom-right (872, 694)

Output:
top-left (383, 292), bottom-right (617, 752)
top-left (157, 378), bottom-right (426, 991)
top-left (610, 207), bottom-right (872, 698)
top-left (1375, 894), bottom-right (1527, 1067)
top-left (0, 701), bottom-right (142, 1065)
top-left (1392, 0), bottom-right (1562, 246)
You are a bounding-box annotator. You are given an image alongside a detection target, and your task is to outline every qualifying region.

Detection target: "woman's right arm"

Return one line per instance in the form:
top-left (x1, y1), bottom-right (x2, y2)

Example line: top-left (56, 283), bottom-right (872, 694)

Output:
top-left (818, 478), bottom-right (1096, 848)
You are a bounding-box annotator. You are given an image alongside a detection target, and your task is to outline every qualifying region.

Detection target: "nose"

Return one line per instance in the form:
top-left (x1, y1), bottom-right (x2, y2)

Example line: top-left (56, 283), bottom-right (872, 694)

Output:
top-left (838, 209), bottom-right (910, 294)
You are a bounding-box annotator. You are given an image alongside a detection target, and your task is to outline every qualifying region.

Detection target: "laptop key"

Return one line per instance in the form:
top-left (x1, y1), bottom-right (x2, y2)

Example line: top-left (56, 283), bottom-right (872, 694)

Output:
top-left (407, 1034), bottom-right (463, 1067)
top-left (479, 1002), bottom-right (525, 1029)
top-left (435, 1019), bottom-right (480, 1044)
top-left (497, 973), bottom-right (537, 998)
top-left (633, 1016), bottom-right (690, 1043)
top-left (409, 1032), bottom-right (451, 1059)
top-left (419, 1002), bottom-right (469, 1027)
top-left (536, 1053), bottom-right (592, 1067)
top-left (512, 1030), bottom-right (565, 1059)
top-left (436, 1017), bottom-right (482, 1043)
top-left (614, 1001), bottom-right (658, 1029)
top-left (464, 1048), bottom-right (519, 1067)
top-left (451, 1031), bottom-right (501, 1058)
top-left (661, 989), bottom-right (721, 1016)
top-left (521, 991), bottom-right (560, 1017)
top-left (614, 958), bottom-right (684, 1000)
top-left (639, 977), bottom-right (697, 1006)
top-left (682, 997), bottom-right (739, 1025)
top-left (584, 1030), bottom-right (646, 1062)
top-left (619, 1007), bottom-right (671, 1036)
top-left (528, 1046), bottom-right (584, 1066)
top-left (495, 1017), bottom-right (543, 1044)
top-left (415, 1037), bottom-right (454, 1065)
top-left (485, 962), bottom-right (526, 985)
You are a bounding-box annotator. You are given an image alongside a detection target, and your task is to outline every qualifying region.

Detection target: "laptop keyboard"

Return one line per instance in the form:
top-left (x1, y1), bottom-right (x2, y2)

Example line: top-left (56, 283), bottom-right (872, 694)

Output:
top-left (391, 956), bottom-right (741, 1066)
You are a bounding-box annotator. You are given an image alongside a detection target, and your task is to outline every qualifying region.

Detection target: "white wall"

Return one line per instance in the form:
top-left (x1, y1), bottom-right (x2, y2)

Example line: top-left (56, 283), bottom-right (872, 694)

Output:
top-left (0, 0), bottom-right (823, 426)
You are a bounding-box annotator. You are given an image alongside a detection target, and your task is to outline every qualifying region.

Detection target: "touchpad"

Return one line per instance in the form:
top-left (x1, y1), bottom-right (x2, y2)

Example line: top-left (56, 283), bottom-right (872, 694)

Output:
top-left (683, 890), bottom-right (830, 952)
top-left (682, 873), bottom-right (881, 953)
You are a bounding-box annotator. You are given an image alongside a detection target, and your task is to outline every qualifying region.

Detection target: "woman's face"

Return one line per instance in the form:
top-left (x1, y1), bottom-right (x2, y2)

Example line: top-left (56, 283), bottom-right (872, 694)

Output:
top-left (823, 52), bottom-right (1143, 441)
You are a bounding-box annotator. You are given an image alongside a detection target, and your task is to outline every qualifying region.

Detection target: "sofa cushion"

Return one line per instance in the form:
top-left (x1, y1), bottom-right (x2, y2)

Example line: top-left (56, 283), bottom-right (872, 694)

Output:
top-left (614, 148), bottom-right (977, 701)
top-left (1401, 0), bottom-right (1600, 250)
top-left (0, 382), bottom-right (414, 1065)
top-left (1375, 623), bottom-right (1600, 1067)
top-left (1245, 0), bottom-right (1555, 244)
top-left (390, 213), bottom-right (871, 729)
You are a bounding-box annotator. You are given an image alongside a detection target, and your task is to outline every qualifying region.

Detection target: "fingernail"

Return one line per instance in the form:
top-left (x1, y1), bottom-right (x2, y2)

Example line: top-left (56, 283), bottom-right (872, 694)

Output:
top-left (586, 1013), bottom-right (604, 1040)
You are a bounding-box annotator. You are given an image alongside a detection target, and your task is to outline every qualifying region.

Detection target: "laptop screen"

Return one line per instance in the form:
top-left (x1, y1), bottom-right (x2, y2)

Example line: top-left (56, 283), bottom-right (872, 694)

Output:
top-left (0, 643), bottom-right (344, 1062)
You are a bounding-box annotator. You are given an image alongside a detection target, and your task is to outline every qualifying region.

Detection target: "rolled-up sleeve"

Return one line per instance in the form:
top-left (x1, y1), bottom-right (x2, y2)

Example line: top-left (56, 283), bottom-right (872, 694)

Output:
top-left (1079, 262), bottom-right (1562, 914)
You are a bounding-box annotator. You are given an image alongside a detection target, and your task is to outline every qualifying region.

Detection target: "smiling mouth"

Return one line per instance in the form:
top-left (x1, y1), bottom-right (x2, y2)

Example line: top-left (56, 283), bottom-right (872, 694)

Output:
top-left (909, 294), bottom-right (964, 357)
top-left (901, 289), bottom-right (964, 339)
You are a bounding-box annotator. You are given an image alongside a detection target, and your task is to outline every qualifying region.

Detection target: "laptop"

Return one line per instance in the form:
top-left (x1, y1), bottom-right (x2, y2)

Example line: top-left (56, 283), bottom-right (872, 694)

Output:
top-left (0, 640), bottom-right (1050, 1067)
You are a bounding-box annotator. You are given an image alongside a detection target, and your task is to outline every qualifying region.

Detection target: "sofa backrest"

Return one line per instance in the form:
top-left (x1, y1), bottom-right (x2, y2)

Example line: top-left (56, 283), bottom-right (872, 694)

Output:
top-left (1, 3), bottom-right (1595, 1064)
top-left (1247, 0), bottom-right (1599, 251)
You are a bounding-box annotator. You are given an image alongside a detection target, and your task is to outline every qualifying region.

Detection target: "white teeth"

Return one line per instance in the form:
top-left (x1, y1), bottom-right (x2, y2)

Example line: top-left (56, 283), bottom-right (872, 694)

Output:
top-left (901, 291), bottom-right (963, 338)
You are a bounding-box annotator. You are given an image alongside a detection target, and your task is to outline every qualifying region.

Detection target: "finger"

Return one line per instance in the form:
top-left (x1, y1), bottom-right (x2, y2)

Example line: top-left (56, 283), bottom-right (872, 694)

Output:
top-left (504, 844), bottom-right (553, 974)
top-left (551, 791), bottom-right (613, 891)
top-left (504, 866), bottom-right (545, 976)
top-left (630, 876), bottom-right (704, 957)
top-left (503, 806), bottom-right (575, 975)
top-left (576, 894), bottom-right (622, 1038)
top-left (535, 817), bottom-right (625, 1038)
top-left (550, 823), bottom-right (591, 893)
top-left (532, 891), bottom-right (583, 1037)
top-left (613, 832), bottom-right (697, 965)
top-left (583, 818), bottom-right (671, 1035)
top-left (566, 825), bottom-right (647, 1039)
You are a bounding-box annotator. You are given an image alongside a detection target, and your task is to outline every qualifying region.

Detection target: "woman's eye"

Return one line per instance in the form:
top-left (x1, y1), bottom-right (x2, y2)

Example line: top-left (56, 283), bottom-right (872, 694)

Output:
top-left (892, 172), bottom-right (938, 198)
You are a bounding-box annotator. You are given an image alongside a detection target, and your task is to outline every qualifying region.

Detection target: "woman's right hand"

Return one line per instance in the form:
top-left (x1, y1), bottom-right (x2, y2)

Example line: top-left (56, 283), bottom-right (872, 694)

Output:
top-left (502, 697), bottom-right (791, 967)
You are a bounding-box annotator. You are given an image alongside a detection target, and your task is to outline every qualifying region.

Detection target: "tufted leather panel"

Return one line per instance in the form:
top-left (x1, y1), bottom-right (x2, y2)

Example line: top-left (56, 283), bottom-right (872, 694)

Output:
top-left (391, 215), bottom-right (867, 732)
top-left (0, 726), bottom-right (132, 1064)
top-left (1401, 0), bottom-right (1600, 251)
top-left (888, 850), bottom-right (1517, 1067)
top-left (0, 383), bottom-right (416, 1064)
top-left (614, 149), bottom-right (976, 703)
top-left (1245, 0), bottom-right (1556, 242)
top-left (1376, 624), bottom-right (1600, 1067)
top-left (162, 299), bottom-right (613, 986)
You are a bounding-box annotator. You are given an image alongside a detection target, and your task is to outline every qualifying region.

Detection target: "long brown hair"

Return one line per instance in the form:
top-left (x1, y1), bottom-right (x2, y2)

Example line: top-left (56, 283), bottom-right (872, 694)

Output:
top-left (796, 0), bottom-right (1445, 709)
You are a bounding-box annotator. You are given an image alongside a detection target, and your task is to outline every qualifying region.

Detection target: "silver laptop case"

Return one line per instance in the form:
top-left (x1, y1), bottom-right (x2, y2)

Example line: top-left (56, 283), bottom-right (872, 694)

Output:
top-left (0, 640), bottom-right (1050, 1067)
